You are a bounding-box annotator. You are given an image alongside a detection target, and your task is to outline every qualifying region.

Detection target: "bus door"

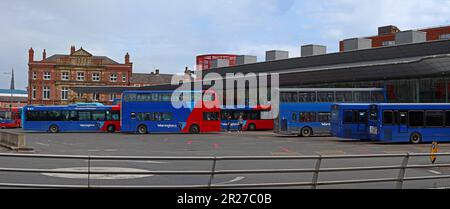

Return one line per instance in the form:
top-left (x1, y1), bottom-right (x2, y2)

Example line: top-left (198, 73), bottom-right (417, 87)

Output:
top-left (357, 110), bottom-right (368, 133)
top-left (398, 111), bottom-right (408, 133)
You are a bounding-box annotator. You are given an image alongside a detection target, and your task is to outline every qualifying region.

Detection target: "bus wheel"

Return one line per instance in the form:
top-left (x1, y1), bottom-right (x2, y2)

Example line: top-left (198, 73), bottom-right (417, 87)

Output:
top-left (107, 125), bottom-right (116, 133)
top-left (189, 125), bottom-right (200, 134)
top-left (248, 123), bottom-right (256, 131)
top-left (410, 132), bottom-right (422, 144)
top-left (49, 125), bottom-right (59, 133)
top-left (301, 127), bottom-right (313, 137)
top-left (137, 125), bottom-right (148, 134)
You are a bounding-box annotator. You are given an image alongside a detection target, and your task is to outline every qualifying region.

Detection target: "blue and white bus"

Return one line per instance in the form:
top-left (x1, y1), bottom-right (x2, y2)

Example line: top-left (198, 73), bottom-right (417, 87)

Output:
top-left (368, 103), bottom-right (450, 144)
top-left (331, 103), bottom-right (371, 140)
top-left (274, 88), bottom-right (386, 137)
top-left (22, 104), bottom-right (121, 133)
top-left (120, 90), bottom-right (221, 134)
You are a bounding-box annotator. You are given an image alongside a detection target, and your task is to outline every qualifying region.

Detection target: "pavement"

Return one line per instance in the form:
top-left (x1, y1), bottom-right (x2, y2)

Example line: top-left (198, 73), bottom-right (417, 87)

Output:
top-left (1, 130), bottom-right (450, 189)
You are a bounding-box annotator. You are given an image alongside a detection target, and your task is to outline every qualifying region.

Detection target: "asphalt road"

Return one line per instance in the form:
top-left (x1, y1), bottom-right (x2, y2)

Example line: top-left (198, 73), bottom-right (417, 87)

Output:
top-left (1, 130), bottom-right (450, 189)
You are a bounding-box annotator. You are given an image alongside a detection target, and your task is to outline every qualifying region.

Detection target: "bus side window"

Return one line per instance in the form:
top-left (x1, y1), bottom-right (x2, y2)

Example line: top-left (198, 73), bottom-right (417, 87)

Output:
top-left (446, 111), bottom-right (450, 127)
top-left (383, 111), bottom-right (393, 125)
top-left (292, 112), bottom-right (297, 122)
top-left (344, 110), bottom-right (354, 124)
top-left (131, 112), bottom-right (136, 120)
top-left (409, 111), bottom-right (424, 127)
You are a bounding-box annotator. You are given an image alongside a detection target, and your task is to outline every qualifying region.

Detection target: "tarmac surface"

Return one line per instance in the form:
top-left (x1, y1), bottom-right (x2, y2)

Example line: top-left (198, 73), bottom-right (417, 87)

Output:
top-left (1, 130), bottom-right (450, 189)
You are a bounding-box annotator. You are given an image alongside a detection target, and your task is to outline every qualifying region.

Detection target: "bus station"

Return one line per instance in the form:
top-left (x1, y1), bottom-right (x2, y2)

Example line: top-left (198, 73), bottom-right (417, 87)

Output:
top-left (1, 1), bottom-right (450, 193)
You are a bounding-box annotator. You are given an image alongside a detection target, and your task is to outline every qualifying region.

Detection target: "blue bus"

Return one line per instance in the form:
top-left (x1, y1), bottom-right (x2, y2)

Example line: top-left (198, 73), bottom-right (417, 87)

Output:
top-left (120, 90), bottom-right (221, 134)
top-left (331, 103), bottom-right (371, 140)
top-left (368, 103), bottom-right (450, 144)
top-left (22, 104), bottom-right (121, 133)
top-left (274, 88), bottom-right (386, 137)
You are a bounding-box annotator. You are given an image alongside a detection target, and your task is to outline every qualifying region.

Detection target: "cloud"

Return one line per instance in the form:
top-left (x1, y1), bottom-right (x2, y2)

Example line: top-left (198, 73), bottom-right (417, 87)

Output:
top-left (0, 0), bottom-right (448, 89)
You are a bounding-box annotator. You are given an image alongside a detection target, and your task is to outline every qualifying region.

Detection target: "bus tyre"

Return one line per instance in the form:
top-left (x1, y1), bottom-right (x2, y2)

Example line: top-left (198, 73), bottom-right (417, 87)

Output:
top-left (49, 125), bottom-right (59, 133)
top-left (410, 133), bottom-right (422, 144)
top-left (107, 125), bottom-right (116, 133)
top-left (189, 125), bottom-right (200, 134)
top-left (137, 125), bottom-right (148, 134)
top-left (248, 123), bottom-right (256, 131)
top-left (301, 127), bottom-right (313, 137)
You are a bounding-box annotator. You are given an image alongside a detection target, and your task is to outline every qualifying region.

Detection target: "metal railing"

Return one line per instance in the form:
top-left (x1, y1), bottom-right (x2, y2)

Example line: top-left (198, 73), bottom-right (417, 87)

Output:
top-left (0, 152), bottom-right (449, 189)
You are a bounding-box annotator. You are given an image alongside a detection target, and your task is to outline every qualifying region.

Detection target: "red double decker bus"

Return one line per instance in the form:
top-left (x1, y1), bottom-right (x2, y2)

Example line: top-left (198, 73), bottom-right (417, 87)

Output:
top-left (0, 107), bottom-right (22, 128)
top-left (221, 105), bottom-right (274, 131)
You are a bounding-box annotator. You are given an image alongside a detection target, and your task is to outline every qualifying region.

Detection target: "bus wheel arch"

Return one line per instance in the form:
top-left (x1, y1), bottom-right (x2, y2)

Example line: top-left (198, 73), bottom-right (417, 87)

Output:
top-left (300, 126), bottom-right (313, 137)
top-left (106, 124), bottom-right (116, 133)
top-left (248, 123), bottom-right (256, 131)
top-left (410, 132), bottom-right (422, 144)
top-left (137, 124), bottom-right (148, 134)
top-left (49, 124), bottom-right (59, 133)
top-left (189, 124), bottom-right (200, 134)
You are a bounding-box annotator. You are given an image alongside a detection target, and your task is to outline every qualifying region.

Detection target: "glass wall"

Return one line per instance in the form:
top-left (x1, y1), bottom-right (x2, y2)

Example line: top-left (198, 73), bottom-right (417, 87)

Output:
top-left (283, 77), bottom-right (450, 103)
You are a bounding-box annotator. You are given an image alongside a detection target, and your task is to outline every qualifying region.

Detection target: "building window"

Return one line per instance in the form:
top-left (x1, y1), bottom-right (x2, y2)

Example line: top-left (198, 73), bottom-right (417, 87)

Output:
top-left (122, 73), bottom-right (127, 82)
top-left (382, 41), bottom-right (396, 47)
top-left (109, 93), bottom-right (117, 101)
top-left (43, 86), bottom-right (50, 100)
top-left (61, 87), bottom-right (69, 100)
top-left (439, 34), bottom-right (450, 40)
top-left (32, 86), bottom-right (37, 100)
top-left (61, 72), bottom-right (70, 81)
top-left (43, 72), bottom-right (51, 80)
top-left (32, 72), bottom-right (37, 80)
top-left (77, 72), bottom-right (85, 81)
top-left (110, 73), bottom-right (118, 82)
top-left (92, 72), bottom-right (100, 81)
top-left (93, 93), bottom-right (100, 101)
top-left (77, 92), bottom-right (83, 98)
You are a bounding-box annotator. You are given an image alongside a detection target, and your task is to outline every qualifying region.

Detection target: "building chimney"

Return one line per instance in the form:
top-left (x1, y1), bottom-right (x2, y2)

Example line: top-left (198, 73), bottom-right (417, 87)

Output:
top-left (28, 47), bottom-right (34, 63)
top-left (301, 45), bottom-right (327, 57)
top-left (43, 49), bottom-right (47, 60)
top-left (125, 52), bottom-right (130, 64)
top-left (70, 45), bottom-right (75, 55)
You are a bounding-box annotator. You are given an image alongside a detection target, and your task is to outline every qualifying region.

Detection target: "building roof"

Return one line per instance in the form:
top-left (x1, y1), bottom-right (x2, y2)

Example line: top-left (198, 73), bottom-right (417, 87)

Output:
top-left (202, 39), bottom-right (450, 76)
top-left (70, 40), bottom-right (450, 93)
top-left (43, 48), bottom-right (120, 65)
top-left (0, 89), bottom-right (27, 95)
top-left (130, 73), bottom-right (173, 85)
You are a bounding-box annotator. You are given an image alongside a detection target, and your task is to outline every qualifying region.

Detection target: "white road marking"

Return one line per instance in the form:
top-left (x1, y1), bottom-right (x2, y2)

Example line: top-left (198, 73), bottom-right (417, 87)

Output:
top-left (216, 176), bottom-right (246, 185)
top-left (104, 149), bottom-right (118, 152)
top-left (428, 170), bottom-right (442, 175)
top-left (35, 143), bottom-right (50, 147)
top-left (41, 167), bottom-right (153, 180)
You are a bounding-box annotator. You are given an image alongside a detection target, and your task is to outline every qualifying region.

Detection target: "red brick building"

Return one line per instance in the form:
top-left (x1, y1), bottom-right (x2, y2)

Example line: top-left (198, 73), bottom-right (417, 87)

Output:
top-left (339, 25), bottom-right (450, 51)
top-left (28, 46), bottom-right (132, 105)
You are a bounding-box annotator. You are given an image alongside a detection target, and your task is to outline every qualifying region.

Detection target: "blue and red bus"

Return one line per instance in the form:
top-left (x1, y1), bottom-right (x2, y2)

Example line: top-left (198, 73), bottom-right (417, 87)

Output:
top-left (368, 103), bottom-right (450, 144)
top-left (331, 103), bottom-right (371, 140)
top-left (120, 90), bottom-right (221, 134)
top-left (0, 107), bottom-right (22, 128)
top-left (220, 105), bottom-right (274, 131)
top-left (274, 88), bottom-right (386, 137)
top-left (22, 104), bottom-right (121, 133)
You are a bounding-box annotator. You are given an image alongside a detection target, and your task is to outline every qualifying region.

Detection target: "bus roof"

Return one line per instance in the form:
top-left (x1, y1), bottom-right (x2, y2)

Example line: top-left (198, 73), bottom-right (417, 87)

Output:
top-left (371, 103), bottom-right (450, 106)
top-left (278, 88), bottom-right (384, 92)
